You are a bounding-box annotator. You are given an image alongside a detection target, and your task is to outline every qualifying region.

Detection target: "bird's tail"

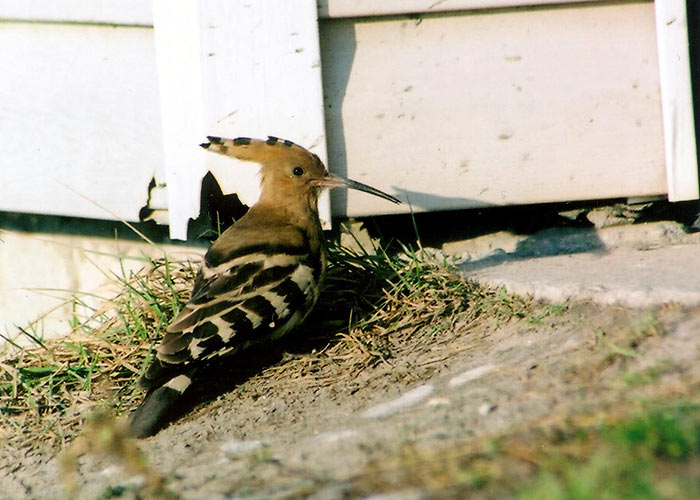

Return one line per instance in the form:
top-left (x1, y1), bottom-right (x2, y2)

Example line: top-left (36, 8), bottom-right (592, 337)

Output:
top-left (129, 371), bottom-right (195, 438)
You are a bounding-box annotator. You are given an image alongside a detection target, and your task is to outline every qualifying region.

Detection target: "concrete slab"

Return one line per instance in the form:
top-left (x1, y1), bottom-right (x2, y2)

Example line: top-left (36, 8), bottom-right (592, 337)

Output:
top-left (449, 222), bottom-right (700, 307)
top-left (0, 229), bottom-right (204, 346)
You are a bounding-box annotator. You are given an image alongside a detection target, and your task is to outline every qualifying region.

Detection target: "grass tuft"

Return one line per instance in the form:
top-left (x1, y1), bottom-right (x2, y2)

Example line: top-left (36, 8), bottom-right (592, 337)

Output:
top-left (0, 256), bottom-right (196, 453)
top-left (0, 241), bottom-right (508, 455)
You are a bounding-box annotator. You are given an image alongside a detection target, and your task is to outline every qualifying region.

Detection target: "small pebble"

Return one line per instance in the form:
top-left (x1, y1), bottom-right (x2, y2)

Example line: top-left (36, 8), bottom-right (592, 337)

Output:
top-left (220, 439), bottom-right (263, 454)
top-left (361, 384), bottom-right (434, 419)
top-left (448, 364), bottom-right (497, 387)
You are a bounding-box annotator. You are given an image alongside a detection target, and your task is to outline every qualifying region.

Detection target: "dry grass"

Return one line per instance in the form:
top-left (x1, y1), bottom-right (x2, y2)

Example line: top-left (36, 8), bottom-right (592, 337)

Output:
top-left (60, 410), bottom-right (179, 500)
top-left (0, 257), bottom-right (196, 453)
top-left (0, 242), bottom-right (517, 456)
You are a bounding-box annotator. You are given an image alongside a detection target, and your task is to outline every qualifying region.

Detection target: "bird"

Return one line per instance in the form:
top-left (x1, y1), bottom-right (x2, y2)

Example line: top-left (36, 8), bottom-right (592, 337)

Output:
top-left (129, 136), bottom-right (400, 438)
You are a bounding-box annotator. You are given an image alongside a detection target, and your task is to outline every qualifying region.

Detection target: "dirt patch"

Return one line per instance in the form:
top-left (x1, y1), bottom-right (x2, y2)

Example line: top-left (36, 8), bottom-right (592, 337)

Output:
top-left (2, 286), bottom-right (698, 499)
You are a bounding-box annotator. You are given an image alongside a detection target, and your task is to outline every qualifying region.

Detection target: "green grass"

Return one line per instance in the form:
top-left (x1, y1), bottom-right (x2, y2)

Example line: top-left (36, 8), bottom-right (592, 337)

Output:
top-left (526, 300), bottom-right (569, 325)
top-left (348, 401), bottom-right (700, 500)
top-left (619, 362), bottom-right (673, 388)
top-left (520, 403), bottom-right (700, 500)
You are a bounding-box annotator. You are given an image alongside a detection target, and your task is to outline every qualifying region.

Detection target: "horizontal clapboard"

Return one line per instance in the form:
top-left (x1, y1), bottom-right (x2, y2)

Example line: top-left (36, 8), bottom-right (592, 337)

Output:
top-left (0, 0), bottom-right (610, 24)
top-left (0, 22), bottom-right (162, 221)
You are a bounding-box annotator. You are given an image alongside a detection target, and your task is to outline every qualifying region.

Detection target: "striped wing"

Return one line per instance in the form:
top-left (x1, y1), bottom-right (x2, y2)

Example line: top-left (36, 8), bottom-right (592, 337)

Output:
top-left (140, 234), bottom-right (321, 391)
top-left (166, 249), bottom-right (318, 360)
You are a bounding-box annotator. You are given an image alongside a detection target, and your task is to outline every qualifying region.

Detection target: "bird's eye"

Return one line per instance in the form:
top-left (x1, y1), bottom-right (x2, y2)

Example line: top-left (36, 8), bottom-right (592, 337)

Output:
top-left (292, 166), bottom-right (304, 177)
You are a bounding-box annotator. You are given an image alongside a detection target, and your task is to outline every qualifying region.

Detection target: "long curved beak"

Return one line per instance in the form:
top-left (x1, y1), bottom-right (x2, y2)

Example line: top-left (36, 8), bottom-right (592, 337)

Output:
top-left (314, 174), bottom-right (401, 204)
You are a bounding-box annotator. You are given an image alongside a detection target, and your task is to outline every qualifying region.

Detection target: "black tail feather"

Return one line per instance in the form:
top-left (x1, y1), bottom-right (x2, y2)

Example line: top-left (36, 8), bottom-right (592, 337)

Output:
top-left (129, 386), bottom-right (181, 438)
top-left (129, 372), bottom-right (194, 438)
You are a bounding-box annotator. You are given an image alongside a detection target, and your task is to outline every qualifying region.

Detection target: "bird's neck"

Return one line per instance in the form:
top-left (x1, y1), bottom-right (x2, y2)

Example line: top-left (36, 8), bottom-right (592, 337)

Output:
top-left (254, 193), bottom-right (323, 241)
top-left (247, 196), bottom-right (326, 275)
top-left (257, 187), bottom-right (318, 222)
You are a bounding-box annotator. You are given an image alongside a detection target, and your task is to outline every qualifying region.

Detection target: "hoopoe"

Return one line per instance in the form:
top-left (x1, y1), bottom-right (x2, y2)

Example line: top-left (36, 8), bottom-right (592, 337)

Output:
top-left (129, 136), bottom-right (400, 438)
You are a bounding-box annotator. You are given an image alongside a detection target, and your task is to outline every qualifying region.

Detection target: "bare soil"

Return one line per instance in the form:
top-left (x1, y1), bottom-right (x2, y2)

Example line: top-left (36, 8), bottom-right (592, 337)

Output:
top-left (3, 293), bottom-right (699, 499)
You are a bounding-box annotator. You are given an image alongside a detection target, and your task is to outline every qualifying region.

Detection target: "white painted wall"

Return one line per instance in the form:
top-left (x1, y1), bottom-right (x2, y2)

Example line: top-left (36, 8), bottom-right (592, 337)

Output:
top-left (317, 0), bottom-right (607, 18)
top-left (0, 0), bottom-right (152, 25)
top-left (322, 1), bottom-right (667, 216)
top-left (0, 22), bottom-right (163, 222)
top-left (0, 0), bottom-right (695, 231)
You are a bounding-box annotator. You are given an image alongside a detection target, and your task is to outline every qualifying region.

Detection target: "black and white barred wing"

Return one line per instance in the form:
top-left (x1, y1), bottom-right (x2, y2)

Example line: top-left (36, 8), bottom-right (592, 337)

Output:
top-left (141, 242), bottom-right (321, 387)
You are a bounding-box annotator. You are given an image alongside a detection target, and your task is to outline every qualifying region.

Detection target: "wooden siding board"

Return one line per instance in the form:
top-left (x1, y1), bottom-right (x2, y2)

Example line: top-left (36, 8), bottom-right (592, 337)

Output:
top-left (320, 1), bottom-right (667, 217)
top-left (199, 0), bottom-right (328, 211)
top-left (151, 0), bottom-right (207, 241)
top-left (318, 0), bottom-right (608, 18)
top-left (0, 0), bottom-right (153, 25)
top-left (654, 0), bottom-right (700, 201)
top-left (0, 0), bottom-right (610, 24)
top-left (0, 22), bottom-right (163, 222)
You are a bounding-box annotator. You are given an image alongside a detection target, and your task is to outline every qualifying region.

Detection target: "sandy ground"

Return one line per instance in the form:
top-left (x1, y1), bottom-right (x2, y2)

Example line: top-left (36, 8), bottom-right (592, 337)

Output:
top-left (2, 219), bottom-right (700, 499)
top-left (3, 299), bottom-right (699, 499)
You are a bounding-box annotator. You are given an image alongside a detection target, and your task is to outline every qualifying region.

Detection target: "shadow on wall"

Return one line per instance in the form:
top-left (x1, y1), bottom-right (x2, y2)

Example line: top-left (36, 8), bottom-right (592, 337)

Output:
top-left (0, 172), bottom-right (247, 247)
top-left (186, 171), bottom-right (249, 241)
top-left (0, 210), bottom-right (174, 243)
top-left (320, 17), bottom-right (357, 216)
top-left (330, 186), bottom-right (497, 219)
top-left (390, 187), bottom-right (495, 212)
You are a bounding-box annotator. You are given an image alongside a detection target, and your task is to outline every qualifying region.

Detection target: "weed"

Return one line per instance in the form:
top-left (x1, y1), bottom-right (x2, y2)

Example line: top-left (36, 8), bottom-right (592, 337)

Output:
top-left (526, 301), bottom-right (569, 326)
top-left (61, 410), bottom-right (179, 499)
top-left (620, 362), bottom-right (672, 387)
top-left (0, 255), bottom-right (196, 452)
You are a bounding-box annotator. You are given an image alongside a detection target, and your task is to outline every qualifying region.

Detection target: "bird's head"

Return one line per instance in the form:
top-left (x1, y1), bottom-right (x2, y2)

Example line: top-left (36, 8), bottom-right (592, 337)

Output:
top-left (200, 136), bottom-right (400, 209)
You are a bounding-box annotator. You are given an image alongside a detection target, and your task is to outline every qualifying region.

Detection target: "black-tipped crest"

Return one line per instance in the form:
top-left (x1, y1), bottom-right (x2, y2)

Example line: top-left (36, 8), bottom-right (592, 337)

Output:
top-left (264, 136), bottom-right (295, 147)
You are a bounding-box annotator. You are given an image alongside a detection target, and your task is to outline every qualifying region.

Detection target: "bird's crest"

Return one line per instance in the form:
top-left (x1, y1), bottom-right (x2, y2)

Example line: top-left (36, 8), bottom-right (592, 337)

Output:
top-left (201, 136), bottom-right (318, 167)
